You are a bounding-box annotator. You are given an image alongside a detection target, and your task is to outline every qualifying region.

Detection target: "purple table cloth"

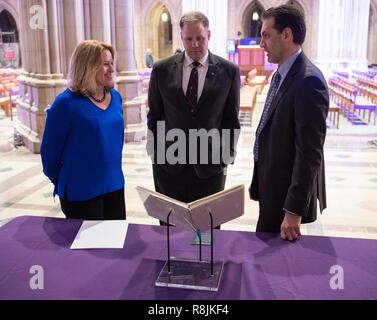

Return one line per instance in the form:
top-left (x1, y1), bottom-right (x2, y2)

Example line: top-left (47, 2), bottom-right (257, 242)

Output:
top-left (0, 216), bottom-right (376, 300)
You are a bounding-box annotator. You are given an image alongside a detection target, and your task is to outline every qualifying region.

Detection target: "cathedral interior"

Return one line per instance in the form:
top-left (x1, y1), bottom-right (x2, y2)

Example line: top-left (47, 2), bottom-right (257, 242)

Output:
top-left (0, 0), bottom-right (377, 240)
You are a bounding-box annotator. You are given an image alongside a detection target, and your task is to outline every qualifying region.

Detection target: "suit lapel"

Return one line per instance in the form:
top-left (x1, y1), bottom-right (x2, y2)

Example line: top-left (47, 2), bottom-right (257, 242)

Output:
top-left (172, 53), bottom-right (185, 96)
top-left (197, 51), bottom-right (218, 108)
top-left (171, 53), bottom-right (191, 109)
top-left (262, 53), bottom-right (304, 129)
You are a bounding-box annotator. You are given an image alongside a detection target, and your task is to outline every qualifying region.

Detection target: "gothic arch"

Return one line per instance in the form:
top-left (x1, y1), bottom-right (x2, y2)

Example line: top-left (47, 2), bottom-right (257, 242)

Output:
top-left (143, 0), bottom-right (176, 24)
top-left (235, 0), bottom-right (314, 58)
top-left (141, 0), bottom-right (179, 63)
top-left (0, 1), bottom-right (19, 28)
top-left (146, 2), bottom-right (172, 60)
top-left (237, 0), bottom-right (269, 31)
top-left (240, 0), bottom-right (265, 40)
top-left (0, 1), bottom-right (21, 68)
top-left (238, 0), bottom-right (311, 26)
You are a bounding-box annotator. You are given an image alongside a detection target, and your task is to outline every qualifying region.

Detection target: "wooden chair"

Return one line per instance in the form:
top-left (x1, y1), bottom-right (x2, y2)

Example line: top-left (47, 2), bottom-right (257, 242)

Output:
top-left (328, 101), bottom-right (340, 128)
top-left (246, 68), bottom-right (257, 85)
top-left (8, 87), bottom-right (19, 121)
top-left (240, 86), bottom-right (257, 126)
top-left (249, 76), bottom-right (266, 94)
top-left (240, 86), bottom-right (257, 110)
top-left (0, 96), bottom-right (11, 118)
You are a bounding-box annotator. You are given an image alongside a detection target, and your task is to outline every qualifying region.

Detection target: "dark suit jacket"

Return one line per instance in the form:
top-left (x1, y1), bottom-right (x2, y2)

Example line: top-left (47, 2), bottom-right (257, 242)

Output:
top-left (249, 53), bottom-right (329, 224)
top-left (147, 51), bottom-right (240, 179)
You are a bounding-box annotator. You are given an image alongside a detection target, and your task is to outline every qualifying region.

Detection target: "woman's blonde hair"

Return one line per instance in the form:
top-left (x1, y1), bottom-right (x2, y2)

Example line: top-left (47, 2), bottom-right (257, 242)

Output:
top-left (68, 40), bottom-right (115, 95)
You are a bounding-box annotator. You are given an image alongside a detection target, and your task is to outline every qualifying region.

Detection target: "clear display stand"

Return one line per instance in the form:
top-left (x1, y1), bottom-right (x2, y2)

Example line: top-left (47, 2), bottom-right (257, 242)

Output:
top-left (137, 185), bottom-right (244, 292)
top-left (156, 259), bottom-right (223, 291)
top-left (155, 210), bottom-right (223, 291)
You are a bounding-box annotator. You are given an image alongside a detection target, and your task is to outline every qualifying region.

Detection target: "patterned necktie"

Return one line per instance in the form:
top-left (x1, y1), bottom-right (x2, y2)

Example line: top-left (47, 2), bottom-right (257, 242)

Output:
top-left (253, 71), bottom-right (282, 162)
top-left (186, 61), bottom-right (201, 112)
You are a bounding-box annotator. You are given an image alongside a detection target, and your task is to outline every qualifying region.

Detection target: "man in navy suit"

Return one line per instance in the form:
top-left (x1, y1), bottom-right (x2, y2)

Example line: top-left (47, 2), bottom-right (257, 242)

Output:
top-left (147, 11), bottom-right (240, 210)
top-left (249, 5), bottom-right (329, 240)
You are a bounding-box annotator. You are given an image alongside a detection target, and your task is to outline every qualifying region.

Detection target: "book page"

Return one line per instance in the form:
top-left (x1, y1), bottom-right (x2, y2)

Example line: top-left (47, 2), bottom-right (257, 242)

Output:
top-left (137, 186), bottom-right (196, 231)
top-left (189, 185), bottom-right (245, 231)
top-left (137, 185), bottom-right (244, 232)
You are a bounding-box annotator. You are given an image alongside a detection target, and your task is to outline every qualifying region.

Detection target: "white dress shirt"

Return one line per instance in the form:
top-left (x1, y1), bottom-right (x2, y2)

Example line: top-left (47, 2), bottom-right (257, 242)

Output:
top-left (182, 51), bottom-right (209, 102)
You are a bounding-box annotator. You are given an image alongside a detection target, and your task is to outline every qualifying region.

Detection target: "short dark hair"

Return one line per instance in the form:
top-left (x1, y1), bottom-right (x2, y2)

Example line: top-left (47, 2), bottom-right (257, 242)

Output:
top-left (179, 11), bottom-right (209, 29)
top-left (262, 5), bottom-right (306, 45)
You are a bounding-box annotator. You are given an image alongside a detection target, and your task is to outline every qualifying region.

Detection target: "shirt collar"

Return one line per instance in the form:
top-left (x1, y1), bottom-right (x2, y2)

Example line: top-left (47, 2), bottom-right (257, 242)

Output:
top-left (184, 50), bottom-right (209, 68)
top-left (277, 48), bottom-right (302, 79)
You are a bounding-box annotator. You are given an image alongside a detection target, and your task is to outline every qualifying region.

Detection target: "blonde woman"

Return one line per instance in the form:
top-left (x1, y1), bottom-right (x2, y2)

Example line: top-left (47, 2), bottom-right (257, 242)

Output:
top-left (41, 40), bottom-right (125, 220)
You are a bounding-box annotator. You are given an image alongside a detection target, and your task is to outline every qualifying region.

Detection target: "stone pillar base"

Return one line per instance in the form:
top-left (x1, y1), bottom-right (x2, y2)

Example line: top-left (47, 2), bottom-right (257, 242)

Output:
top-left (117, 72), bottom-right (147, 143)
top-left (123, 96), bottom-right (147, 142)
top-left (13, 119), bottom-right (41, 153)
top-left (14, 73), bottom-right (67, 154)
top-left (125, 123), bottom-right (147, 142)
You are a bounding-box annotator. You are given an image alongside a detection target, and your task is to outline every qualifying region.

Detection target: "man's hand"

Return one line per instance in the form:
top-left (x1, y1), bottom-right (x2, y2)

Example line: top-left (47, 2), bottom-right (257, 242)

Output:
top-left (280, 212), bottom-right (302, 241)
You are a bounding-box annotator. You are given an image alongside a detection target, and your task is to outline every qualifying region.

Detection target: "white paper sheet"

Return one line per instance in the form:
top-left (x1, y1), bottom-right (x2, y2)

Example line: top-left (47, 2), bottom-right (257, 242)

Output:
top-left (70, 220), bottom-right (128, 249)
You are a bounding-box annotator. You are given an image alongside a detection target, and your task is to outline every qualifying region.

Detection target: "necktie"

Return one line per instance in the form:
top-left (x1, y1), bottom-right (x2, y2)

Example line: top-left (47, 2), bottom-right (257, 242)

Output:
top-left (186, 61), bottom-right (201, 112)
top-left (253, 71), bottom-right (282, 162)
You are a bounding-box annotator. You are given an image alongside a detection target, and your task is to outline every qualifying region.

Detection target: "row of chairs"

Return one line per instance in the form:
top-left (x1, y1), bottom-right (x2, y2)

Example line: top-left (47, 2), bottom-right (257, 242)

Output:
top-left (357, 78), bottom-right (377, 93)
top-left (332, 70), bottom-right (349, 79)
top-left (0, 68), bottom-right (21, 120)
top-left (329, 78), bottom-right (377, 126)
top-left (352, 69), bottom-right (377, 81)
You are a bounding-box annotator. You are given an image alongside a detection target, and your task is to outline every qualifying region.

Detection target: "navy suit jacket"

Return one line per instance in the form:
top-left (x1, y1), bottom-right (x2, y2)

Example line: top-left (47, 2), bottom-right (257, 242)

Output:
top-left (250, 53), bottom-right (329, 224)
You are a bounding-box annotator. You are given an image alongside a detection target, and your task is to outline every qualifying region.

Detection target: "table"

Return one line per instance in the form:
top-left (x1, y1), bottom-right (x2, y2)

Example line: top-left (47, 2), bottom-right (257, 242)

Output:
top-left (1, 216), bottom-right (377, 300)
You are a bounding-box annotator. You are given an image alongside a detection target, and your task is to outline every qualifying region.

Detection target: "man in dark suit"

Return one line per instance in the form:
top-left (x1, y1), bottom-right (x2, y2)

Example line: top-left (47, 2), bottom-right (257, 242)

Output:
top-left (249, 5), bottom-right (329, 240)
top-left (147, 11), bottom-right (240, 217)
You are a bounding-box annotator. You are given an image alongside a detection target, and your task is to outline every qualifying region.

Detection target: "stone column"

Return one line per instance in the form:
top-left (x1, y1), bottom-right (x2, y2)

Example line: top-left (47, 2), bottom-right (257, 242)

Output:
top-left (114, 0), bottom-right (146, 142)
top-left (368, 2), bottom-right (377, 65)
top-left (316, 0), bottom-right (370, 73)
top-left (171, 17), bottom-right (181, 53)
top-left (60, 0), bottom-right (85, 76)
top-left (88, 0), bottom-right (111, 43)
top-left (15, 0), bottom-right (66, 153)
top-left (47, 0), bottom-right (63, 76)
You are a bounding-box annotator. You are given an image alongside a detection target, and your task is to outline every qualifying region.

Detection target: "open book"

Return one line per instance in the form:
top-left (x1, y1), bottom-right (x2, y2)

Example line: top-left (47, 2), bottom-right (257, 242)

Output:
top-left (137, 185), bottom-right (244, 232)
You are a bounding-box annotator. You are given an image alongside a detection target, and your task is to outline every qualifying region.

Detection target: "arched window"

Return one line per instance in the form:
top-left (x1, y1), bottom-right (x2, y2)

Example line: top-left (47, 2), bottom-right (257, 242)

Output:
top-left (242, 1), bottom-right (264, 45)
top-left (0, 9), bottom-right (20, 68)
top-left (147, 3), bottom-right (173, 62)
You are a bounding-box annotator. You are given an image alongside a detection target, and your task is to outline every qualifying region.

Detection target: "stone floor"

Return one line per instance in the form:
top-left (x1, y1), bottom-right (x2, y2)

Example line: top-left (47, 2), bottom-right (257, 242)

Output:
top-left (1, 92), bottom-right (377, 239)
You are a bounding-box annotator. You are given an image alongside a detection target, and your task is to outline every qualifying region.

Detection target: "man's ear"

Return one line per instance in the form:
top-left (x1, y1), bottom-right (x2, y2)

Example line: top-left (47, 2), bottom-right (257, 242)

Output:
top-left (207, 29), bottom-right (211, 41)
top-left (283, 27), bottom-right (293, 41)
